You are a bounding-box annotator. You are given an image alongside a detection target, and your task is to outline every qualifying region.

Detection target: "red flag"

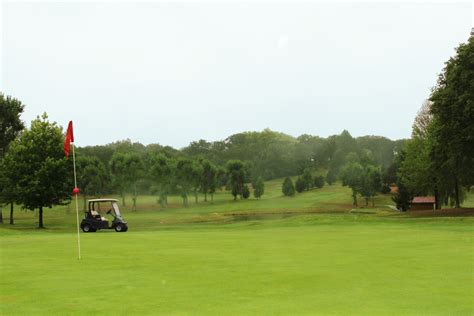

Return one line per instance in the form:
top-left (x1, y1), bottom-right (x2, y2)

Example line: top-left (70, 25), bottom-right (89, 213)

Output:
top-left (64, 121), bottom-right (74, 158)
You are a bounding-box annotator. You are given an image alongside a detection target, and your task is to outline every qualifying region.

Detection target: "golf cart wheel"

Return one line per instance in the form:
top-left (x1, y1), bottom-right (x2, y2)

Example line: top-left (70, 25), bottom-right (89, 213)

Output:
top-left (115, 223), bottom-right (126, 232)
top-left (82, 223), bottom-right (93, 233)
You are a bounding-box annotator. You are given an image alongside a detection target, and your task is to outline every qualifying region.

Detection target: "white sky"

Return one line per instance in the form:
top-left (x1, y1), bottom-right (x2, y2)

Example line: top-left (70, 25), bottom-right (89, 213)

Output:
top-left (1, 1), bottom-right (472, 148)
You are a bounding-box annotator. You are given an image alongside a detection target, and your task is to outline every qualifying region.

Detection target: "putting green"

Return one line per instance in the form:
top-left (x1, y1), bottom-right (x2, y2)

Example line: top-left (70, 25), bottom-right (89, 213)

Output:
top-left (1, 215), bottom-right (473, 315)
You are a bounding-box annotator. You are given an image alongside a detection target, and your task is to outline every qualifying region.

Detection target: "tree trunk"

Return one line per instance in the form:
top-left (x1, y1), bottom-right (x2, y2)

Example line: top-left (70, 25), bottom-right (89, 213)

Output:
top-left (9, 203), bottom-right (14, 225)
top-left (159, 193), bottom-right (165, 208)
top-left (121, 192), bottom-right (126, 207)
top-left (204, 192), bottom-right (207, 202)
top-left (372, 197), bottom-right (375, 207)
top-left (454, 177), bottom-right (460, 208)
top-left (0, 207), bottom-right (3, 224)
top-left (194, 190), bottom-right (198, 204)
top-left (434, 186), bottom-right (440, 210)
top-left (352, 190), bottom-right (358, 206)
top-left (183, 195), bottom-right (188, 207)
top-left (133, 183), bottom-right (137, 211)
top-left (38, 206), bottom-right (44, 228)
top-left (365, 197), bottom-right (369, 207)
top-left (211, 193), bottom-right (214, 204)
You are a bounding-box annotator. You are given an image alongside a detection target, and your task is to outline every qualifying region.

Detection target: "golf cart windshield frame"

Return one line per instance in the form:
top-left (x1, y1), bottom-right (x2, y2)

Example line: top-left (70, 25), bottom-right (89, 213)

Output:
top-left (89, 200), bottom-right (122, 217)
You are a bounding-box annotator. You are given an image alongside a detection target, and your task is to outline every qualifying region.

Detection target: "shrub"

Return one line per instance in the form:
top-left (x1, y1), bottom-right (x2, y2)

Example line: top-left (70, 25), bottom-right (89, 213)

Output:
top-left (282, 177), bottom-right (295, 196)
top-left (314, 175), bottom-right (325, 189)
top-left (295, 177), bottom-right (306, 193)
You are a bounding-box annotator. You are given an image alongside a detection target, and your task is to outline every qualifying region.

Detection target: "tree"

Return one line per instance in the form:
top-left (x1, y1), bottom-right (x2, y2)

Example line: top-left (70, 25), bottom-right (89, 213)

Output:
top-left (0, 93), bottom-right (25, 224)
top-left (282, 177), bottom-right (295, 196)
top-left (149, 154), bottom-right (173, 208)
top-left (313, 175), bottom-right (325, 189)
top-left (301, 168), bottom-right (313, 191)
top-left (109, 152), bottom-right (143, 209)
top-left (199, 159), bottom-right (217, 202)
top-left (340, 162), bottom-right (363, 206)
top-left (253, 177), bottom-right (265, 199)
top-left (359, 165), bottom-right (382, 206)
top-left (392, 180), bottom-right (411, 212)
top-left (412, 100), bottom-right (433, 139)
top-left (2, 114), bottom-right (70, 228)
top-left (174, 158), bottom-right (195, 207)
top-left (226, 160), bottom-right (249, 200)
top-left (295, 177), bottom-right (306, 193)
top-left (429, 37), bottom-right (474, 208)
top-left (76, 156), bottom-right (107, 211)
top-left (326, 167), bottom-right (337, 185)
top-left (242, 184), bottom-right (250, 199)
top-left (109, 152), bottom-right (128, 206)
top-left (126, 153), bottom-right (144, 210)
top-left (190, 161), bottom-right (203, 204)
top-left (0, 93), bottom-right (25, 157)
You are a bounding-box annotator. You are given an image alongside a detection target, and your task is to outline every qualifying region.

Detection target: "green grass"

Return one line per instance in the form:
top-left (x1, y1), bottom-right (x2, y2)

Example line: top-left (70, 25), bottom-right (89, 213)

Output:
top-left (1, 181), bottom-right (473, 315)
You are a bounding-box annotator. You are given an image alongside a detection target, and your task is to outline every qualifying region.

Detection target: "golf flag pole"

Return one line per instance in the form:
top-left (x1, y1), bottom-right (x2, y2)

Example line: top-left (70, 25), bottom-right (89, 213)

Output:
top-left (65, 121), bottom-right (81, 259)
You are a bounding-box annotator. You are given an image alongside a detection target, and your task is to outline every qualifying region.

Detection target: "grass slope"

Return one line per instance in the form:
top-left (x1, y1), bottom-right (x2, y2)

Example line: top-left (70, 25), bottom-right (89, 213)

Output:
top-left (1, 181), bottom-right (473, 315)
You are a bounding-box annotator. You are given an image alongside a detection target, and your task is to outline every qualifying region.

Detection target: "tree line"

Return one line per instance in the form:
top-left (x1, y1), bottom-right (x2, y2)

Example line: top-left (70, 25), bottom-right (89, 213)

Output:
top-left (391, 37), bottom-right (474, 210)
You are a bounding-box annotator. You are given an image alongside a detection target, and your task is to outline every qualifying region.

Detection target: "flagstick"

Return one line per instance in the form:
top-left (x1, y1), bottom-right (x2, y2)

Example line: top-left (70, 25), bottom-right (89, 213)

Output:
top-left (72, 142), bottom-right (81, 260)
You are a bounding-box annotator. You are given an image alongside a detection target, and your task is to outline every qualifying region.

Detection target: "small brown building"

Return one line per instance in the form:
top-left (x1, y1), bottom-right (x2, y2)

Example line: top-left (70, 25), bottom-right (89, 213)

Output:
top-left (411, 196), bottom-right (435, 211)
top-left (389, 184), bottom-right (398, 194)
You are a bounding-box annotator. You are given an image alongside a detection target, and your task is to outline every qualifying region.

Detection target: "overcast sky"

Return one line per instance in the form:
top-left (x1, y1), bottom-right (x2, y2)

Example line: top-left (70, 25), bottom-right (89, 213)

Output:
top-left (1, 1), bottom-right (472, 148)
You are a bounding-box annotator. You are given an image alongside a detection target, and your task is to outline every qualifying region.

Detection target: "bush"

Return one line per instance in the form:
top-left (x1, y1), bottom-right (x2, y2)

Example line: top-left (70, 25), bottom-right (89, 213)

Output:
top-left (282, 177), bottom-right (295, 196)
top-left (302, 169), bottom-right (313, 190)
top-left (295, 177), bottom-right (306, 193)
top-left (253, 177), bottom-right (264, 199)
top-left (326, 167), bottom-right (337, 185)
top-left (314, 175), bottom-right (325, 188)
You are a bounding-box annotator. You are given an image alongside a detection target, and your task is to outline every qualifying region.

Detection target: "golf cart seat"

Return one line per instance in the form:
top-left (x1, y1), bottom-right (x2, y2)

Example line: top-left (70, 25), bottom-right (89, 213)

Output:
top-left (90, 210), bottom-right (108, 222)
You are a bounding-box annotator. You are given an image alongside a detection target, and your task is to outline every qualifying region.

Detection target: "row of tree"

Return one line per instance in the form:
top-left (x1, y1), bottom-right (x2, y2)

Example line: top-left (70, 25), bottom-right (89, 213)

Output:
top-left (0, 105), bottom-right (270, 227)
top-left (393, 37), bottom-right (474, 210)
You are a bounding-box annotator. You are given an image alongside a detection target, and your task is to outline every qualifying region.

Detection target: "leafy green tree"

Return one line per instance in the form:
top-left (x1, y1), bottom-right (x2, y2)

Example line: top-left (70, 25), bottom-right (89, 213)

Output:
top-left (0, 93), bottom-right (25, 224)
top-left (253, 177), bottom-right (265, 199)
top-left (199, 159), bottom-right (217, 202)
top-left (126, 153), bottom-right (144, 210)
top-left (429, 37), bottom-right (474, 208)
top-left (295, 177), bottom-right (306, 193)
top-left (109, 152), bottom-right (128, 206)
top-left (76, 156), bottom-right (107, 211)
top-left (109, 152), bottom-right (144, 209)
top-left (282, 177), bottom-right (295, 196)
top-left (313, 175), bottom-right (325, 189)
top-left (226, 160), bottom-right (249, 200)
top-left (174, 158), bottom-right (195, 207)
top-left (242, 184), bottom-right (250, 199)
top-left (0, 93), bottom-right (25, 157)
top-left (326, 167), bottom-right (337, 185)
top-left (340, 162), bottom-right (364, 206)
top-left (149, 154), bottom-right (173, 208)
top-left (301, 168), bottom-right (313, 191)
top-left (392, 181), bottom-right (411, 211)
top-left (359, 165), bottom-right (382, 206)
top-left (190, 161), bottom-right (203, 204)
top-left (2, 114), bottom-right (70, 228)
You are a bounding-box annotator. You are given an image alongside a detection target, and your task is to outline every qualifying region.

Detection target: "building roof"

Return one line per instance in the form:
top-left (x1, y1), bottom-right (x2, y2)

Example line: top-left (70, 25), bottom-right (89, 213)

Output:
top-left (412, 196), bottom-right (435, 204)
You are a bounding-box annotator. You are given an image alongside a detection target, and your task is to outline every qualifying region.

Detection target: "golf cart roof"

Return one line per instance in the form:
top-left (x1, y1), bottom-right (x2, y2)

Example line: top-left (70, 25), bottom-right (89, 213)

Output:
top-left (88, 199), bottom-right (118, 203)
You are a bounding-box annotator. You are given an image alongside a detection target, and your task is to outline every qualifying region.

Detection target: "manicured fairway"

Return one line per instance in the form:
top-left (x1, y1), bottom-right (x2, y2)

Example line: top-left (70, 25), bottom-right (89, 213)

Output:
top-left (1, 215), bottom-right (473, 315)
